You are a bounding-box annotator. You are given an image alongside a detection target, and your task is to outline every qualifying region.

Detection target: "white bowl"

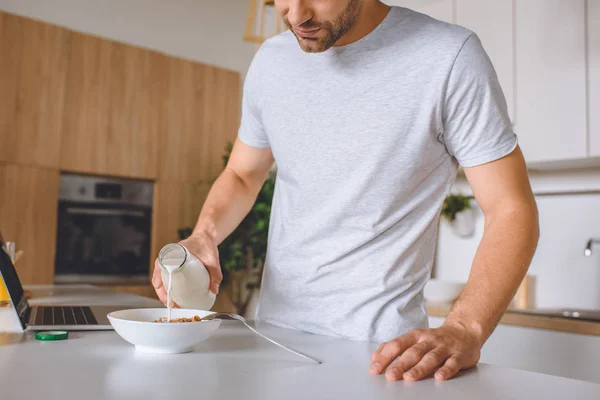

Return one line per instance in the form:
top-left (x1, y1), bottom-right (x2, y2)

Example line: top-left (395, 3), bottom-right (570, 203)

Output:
top-left (424, 279), bottom-right (466, 304)
top-left (107, 308), bottom-right (221, 354)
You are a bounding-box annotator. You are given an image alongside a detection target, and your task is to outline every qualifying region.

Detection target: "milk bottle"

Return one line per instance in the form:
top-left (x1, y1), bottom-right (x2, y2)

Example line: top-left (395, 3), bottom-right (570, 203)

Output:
top-left (158, 243), bottom-right (216, 319)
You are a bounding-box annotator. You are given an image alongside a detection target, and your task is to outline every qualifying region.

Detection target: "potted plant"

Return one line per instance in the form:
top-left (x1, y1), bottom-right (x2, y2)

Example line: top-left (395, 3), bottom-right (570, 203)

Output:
top-left (179, 141), bottom-right (275, 317)
top-left (441, 193), bottom-right (475, 237)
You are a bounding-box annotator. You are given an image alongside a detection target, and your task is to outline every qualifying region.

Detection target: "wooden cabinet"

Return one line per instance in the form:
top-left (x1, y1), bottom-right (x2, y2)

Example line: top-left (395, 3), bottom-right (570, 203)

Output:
top-left (60, 33), bottom-right (112, 174)
top-left (514, 0), bottom-right (587, 163)
top-left (0, 13), bottom-right (69, 168)
top-left (157, 57), bottom-right (207, 182)
top-left (157, 59), bottom-right (240, 183)
top-left (387, 0), bottom-right (454, 23)
top-left (0, 13), bottom-right (21, 163)
top-left (0, 11), bottom-right (240, 182)
top-left (589, 0), bottom-right (600, 157)
top-left (107, 43), bottom-right (160, 179)
top-left (202, 67), bottom-right (242, 180)
top-left (0, 164), bottom-right (60, 284)
top-left (456, 0), bottom-right (514, 121)
top-left (0, 11), bottom-right (241, 286)
top-left (61, 33), bottom-right (159, 179)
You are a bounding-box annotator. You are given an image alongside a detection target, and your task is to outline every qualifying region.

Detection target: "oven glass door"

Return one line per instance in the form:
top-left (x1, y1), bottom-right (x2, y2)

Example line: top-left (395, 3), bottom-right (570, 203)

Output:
top-left (54, 202), bottom-right (151, 284)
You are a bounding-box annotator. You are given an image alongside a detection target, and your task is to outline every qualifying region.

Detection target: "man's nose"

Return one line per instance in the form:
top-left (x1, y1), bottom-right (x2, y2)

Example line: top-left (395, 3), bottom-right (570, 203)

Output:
top-left (286, 0), bottom-right (312, 27)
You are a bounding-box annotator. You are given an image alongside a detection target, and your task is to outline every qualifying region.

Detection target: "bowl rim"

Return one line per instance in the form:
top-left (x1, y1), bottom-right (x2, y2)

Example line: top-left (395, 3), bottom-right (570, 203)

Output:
top-left (107, 308), bottom-right (219, 325)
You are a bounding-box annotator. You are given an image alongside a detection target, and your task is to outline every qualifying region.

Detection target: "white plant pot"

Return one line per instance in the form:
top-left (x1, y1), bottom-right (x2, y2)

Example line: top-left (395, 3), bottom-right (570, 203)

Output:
top-left (243, 288), bottom-right (261, 321)
top-left (450, 208), bottom-right (475, 238)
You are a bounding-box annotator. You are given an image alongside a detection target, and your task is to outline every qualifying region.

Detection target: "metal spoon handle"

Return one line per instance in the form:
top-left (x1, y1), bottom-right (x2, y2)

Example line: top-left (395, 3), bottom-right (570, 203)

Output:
top-left (240, 319), bottom-right (323, 364)
top-left (208, 313), bottom-right (323, 364)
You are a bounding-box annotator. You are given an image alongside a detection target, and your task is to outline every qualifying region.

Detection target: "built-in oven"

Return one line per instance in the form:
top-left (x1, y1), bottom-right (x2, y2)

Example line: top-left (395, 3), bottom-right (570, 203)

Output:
top-left (54, 173), bottom-right (154, 284)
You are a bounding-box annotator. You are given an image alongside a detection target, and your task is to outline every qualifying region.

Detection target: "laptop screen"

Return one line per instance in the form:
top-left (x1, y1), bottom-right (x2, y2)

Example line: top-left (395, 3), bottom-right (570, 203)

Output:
top-left (0, 248), bottom-right (28, 329)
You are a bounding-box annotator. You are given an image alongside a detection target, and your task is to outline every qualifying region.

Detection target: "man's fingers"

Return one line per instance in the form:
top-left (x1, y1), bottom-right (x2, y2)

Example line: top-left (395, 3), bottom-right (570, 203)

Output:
top-left (152, 261), bottom-right (168, 305)
top-left (151, 261), bottom-right (163, 290)
top-left (204, 263), bottom-right (223, 294)
top-left (370, 334), bottom-right (417, 375)
top-left (369, 325), bottom-right (481, 382)
top-left (371, 342), bottom-right (387, 361)
top-left (177, 237), bottom-right (223, 295)
top-left (404, 347), bottom-right (450, 381)
top-left (201, 253), bottom-right (223, 294)
top-left (156, 286), bottom-right (168, 306)
top-left (384, 341), bottom-right (434, 381)
top-left (435, 356), bottom-right (463, 381)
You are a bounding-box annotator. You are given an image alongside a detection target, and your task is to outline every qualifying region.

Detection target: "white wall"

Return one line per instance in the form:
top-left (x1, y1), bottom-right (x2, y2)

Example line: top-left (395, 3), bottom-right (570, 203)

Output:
top-left (436, 173), bottom-right (600, 310)
top-left (0, 0), bottom-right (257, 76)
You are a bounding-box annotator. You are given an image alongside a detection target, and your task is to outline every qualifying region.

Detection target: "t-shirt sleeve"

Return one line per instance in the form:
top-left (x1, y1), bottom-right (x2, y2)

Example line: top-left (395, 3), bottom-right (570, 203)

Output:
top-left (441, 33), bottom-right (517, 168)
top-left (237, 54), bottom-right (270, 148)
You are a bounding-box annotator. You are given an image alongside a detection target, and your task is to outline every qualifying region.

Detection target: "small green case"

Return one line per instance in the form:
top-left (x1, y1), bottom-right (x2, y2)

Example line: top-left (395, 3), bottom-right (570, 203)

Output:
top-left (35, 330), bottom-right (69, 341)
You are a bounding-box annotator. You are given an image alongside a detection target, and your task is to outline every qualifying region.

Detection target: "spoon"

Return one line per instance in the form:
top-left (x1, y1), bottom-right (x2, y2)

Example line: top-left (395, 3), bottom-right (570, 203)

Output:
top-left (203, 312), bottom-right (323, 364)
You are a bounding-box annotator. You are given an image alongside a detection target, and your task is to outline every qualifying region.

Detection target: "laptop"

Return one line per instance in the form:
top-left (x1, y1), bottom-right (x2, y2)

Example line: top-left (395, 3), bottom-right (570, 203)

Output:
top-left (0, 248), bottom-right (129, 331)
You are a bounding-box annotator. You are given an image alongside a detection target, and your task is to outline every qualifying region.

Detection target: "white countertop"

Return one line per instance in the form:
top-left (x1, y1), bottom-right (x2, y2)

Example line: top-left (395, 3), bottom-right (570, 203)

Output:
top-left (1, 286), bottom-right (600, 400)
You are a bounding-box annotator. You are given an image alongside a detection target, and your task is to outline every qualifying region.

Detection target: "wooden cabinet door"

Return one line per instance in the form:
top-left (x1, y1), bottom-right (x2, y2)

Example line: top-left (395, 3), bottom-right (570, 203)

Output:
top-left (60, 32), bottom-right (112, 174)
top-left (157, 57), bottom-right (207, 182)
top-left (456, 0), bottom-right (514, 122)
top-left (157, 59), bottom-right (240, 183)
top-left (61, 34), bottom-right (159, 179)
top-left (108, 43), bottom-right (159, 179)
top-left (514, 0), bottom-right (587, 163)
top-left (0, 164), bottom-right (60, 284)
top-left (202, 66), bottom-right (241, 180)
top-left (0, 12), bottom-right (69, 168)
top-left (589, 0), bottom-right (600, 157)
top-left (386, 0), bottom-right (454, 23)
top-left (0, 13), bottom-right (21, 163)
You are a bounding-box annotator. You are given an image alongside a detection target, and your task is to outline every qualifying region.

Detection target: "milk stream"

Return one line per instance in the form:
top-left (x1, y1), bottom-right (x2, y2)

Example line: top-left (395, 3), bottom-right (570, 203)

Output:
top-left (162, 263), bottom-right (179, 321)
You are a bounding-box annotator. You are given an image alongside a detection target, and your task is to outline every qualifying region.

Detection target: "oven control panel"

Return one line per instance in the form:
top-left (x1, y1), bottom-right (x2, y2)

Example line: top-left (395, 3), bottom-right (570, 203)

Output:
top-left (59, 174), bottom-right (153, 207)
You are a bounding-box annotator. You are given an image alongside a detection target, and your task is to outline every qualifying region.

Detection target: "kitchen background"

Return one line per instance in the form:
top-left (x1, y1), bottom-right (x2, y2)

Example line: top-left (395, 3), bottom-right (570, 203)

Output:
top-left (1, 0), bottom-right (600, 383)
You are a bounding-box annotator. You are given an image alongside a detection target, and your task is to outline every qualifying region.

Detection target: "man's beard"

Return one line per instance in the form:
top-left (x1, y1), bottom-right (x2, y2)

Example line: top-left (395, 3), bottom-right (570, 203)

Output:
top-left (285, 0), bottom-right (362, 53)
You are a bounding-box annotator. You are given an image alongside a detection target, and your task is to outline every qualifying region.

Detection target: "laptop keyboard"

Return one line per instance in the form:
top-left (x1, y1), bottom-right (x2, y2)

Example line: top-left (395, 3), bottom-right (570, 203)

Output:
top-left (33, 306), bottom-right (98, 326)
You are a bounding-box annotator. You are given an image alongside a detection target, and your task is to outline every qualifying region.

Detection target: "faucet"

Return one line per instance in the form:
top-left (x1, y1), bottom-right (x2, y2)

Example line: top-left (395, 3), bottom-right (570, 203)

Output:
top-left (584, 238), bottom-right (600, 257)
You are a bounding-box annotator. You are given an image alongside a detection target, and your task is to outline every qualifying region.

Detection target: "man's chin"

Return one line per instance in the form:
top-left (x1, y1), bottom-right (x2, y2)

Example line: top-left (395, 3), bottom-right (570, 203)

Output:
top-left (295, 36), bottom-right (331, 53)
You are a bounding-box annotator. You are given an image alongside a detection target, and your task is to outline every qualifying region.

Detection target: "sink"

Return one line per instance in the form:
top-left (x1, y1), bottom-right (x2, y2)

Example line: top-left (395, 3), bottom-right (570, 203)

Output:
top-left (510, 308), bottom-right (600, 322)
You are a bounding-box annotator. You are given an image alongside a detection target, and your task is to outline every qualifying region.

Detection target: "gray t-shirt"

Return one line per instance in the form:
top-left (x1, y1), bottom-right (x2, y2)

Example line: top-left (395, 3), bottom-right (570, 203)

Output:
top-left (238, 6), bottom-right (517, 342)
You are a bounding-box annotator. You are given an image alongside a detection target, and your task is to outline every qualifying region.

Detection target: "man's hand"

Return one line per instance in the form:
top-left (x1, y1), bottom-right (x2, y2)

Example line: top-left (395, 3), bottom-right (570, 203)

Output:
top-left (152, 230), bottom-right (223, 306)
top-left (369, 323), bottom-right (482, 381)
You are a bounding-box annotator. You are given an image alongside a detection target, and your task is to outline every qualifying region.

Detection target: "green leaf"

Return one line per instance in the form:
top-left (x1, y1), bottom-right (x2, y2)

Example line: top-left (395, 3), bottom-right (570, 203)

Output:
top-left (441, 194), bottom-right (471, 222)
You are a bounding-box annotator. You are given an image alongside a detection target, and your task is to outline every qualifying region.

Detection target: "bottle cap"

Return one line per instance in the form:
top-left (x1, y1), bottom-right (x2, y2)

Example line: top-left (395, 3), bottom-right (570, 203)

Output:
top-left (35, 331), bottom-right (69, 341)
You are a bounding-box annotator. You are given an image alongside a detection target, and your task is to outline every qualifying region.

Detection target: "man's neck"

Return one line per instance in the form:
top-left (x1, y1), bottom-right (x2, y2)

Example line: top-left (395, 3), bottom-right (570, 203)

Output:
top-left (334, 1), bottom-right (391, 47)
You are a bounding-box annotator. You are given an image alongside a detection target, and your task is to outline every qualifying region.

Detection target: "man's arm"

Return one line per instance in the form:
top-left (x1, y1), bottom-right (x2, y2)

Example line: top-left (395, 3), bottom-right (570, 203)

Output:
top-left (152, 139), bottom-right (274, 301)
top-left (195, 139), bottom-right (275, 245)
top-left (370, 146), bottom-right (539, 381)
top-left (439, 145), bottom-right (539, 376)
top-left (445, 145), bottom-right (539, 340)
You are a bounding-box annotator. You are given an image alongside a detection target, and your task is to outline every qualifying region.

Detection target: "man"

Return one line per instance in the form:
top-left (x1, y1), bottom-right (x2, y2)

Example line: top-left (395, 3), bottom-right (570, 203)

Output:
top-left (153, 0), bottom-right (539, 382)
